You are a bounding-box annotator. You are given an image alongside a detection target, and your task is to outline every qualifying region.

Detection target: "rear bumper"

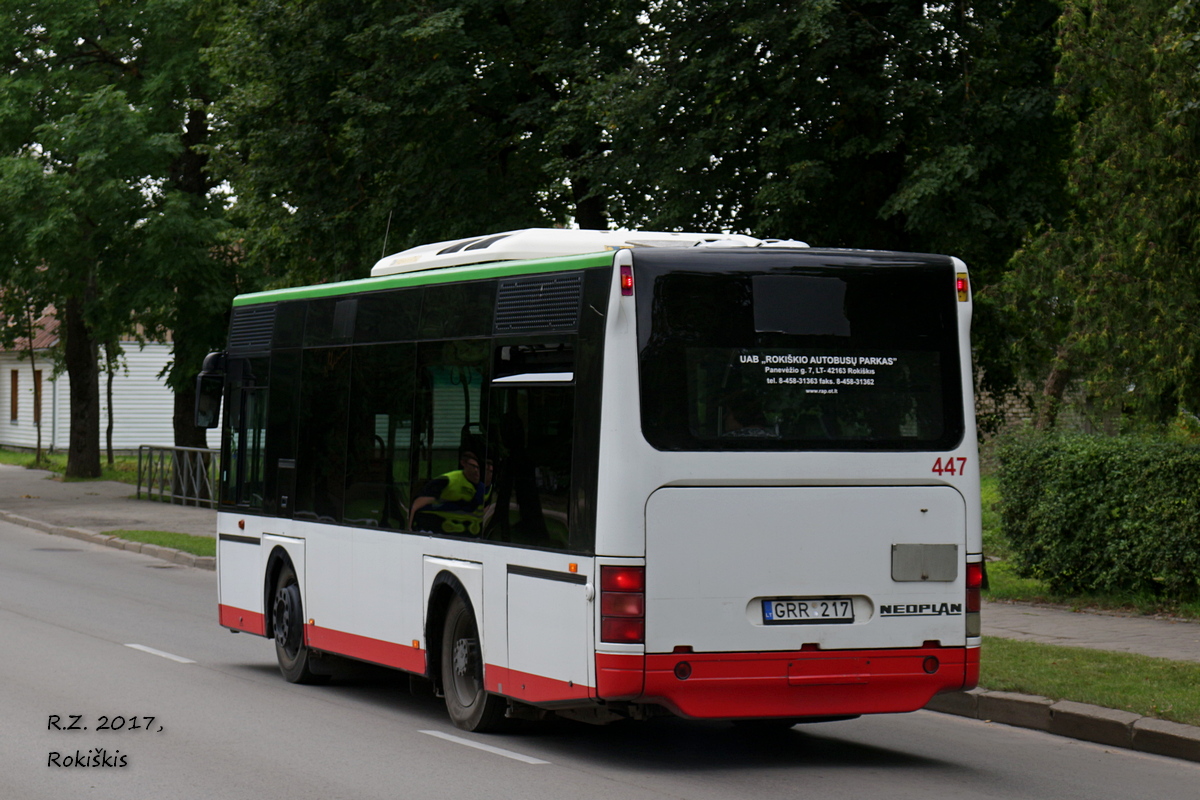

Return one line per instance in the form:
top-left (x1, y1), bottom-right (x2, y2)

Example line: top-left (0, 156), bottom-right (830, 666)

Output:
top-left (597, 645), bottom-right (978, 719)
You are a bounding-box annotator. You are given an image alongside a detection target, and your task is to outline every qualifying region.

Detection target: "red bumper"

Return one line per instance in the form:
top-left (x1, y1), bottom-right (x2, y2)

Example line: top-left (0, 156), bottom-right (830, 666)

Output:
top-left (598, 645), bottom-right (978, 719)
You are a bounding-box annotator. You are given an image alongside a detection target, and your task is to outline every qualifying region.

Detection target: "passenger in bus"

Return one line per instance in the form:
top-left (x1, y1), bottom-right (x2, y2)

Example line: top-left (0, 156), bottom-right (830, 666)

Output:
top-left (408, 446), bottom-right (495, 535)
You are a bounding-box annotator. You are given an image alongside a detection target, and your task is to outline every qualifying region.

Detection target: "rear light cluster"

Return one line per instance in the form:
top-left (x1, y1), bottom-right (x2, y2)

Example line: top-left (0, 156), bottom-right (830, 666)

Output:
top-left (965, 561), bottom-right (983, 637)
top-left (600, 566), bottom-right (645, 644)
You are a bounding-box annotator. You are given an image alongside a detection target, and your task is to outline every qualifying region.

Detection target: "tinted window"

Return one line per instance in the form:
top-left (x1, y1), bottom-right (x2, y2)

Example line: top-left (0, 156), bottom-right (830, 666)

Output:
top-left (356, 289), bottom-right (421, 344)
top-left (636, 252), bottom-right (963, 451)
top-left (409, 340), bottom-right (491, 536)
top-left (418, 282), bottom-right (495, 339)
top-left (293, 348), bottom-right (350, 521)
top-left (343, 343), bottom-right (417, 529)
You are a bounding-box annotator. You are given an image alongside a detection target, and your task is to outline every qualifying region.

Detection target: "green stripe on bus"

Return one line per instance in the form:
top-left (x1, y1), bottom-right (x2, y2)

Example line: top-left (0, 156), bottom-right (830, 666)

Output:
top-left (232, 251), bottom-right (616, 307)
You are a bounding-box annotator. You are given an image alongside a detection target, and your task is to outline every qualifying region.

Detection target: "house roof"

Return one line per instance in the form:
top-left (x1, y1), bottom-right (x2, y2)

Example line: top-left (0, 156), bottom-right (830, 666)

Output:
top-left (0, 309), bottom-right (59, 352)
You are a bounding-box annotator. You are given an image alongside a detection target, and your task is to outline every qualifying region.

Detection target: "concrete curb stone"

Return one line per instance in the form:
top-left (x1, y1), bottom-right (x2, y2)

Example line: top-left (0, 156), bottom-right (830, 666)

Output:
top-left (0, 508), bottom-right (214, 571)
top-left (1132, 718), bottom-right (1200, 762)
top-left (927, 690), bottom-right (1200, 763)
top-left (976, 690), bottom-right (1053, 730)
top-left (1049, 700), bottom-right (1141, 748)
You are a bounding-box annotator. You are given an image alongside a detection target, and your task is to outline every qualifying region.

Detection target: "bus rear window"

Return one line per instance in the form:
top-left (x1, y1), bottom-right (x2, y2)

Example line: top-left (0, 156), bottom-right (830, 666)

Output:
top-left (635, 253), bottom-right (964, 452)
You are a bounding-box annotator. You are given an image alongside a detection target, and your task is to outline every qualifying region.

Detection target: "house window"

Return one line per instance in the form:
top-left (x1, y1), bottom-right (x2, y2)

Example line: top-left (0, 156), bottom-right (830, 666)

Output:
top-left (9, 370), bottom-right (16, 423)
top-left (33, 370), bottom-right (42, 426)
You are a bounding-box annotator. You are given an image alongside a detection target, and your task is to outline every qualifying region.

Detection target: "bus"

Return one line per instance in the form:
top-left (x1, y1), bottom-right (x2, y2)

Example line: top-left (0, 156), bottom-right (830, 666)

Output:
top-left (198, 228), bottom-right (982, 732)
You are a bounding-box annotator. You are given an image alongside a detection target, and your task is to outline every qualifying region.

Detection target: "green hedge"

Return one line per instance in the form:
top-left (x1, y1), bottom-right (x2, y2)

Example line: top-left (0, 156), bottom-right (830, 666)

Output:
top-left (997, 434), bottom-right (1200, 599)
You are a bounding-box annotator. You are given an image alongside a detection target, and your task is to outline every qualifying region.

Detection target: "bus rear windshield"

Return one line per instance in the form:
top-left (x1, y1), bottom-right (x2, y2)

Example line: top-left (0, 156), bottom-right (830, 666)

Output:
top-left (635, 252), bottom-right (965, 452)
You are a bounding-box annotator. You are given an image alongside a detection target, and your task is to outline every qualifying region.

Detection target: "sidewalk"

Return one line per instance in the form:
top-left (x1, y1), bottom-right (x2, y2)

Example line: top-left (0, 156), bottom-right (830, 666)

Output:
top-left (0, 462), bottom-right (215, 538)
top-left (1, 462), bottom-right (1197, 760)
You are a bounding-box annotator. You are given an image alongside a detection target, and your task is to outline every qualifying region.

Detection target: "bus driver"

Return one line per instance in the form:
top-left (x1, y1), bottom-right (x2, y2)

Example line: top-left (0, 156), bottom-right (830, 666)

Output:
top-left (408, 444), bottom-right (495, 536)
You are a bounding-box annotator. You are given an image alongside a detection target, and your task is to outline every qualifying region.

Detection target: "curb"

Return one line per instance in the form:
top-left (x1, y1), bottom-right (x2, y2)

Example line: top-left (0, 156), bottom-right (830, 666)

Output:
top-left (926, 689), bottom-right (1200, 763)
top-left (0, 510), bottom-right (215, 571)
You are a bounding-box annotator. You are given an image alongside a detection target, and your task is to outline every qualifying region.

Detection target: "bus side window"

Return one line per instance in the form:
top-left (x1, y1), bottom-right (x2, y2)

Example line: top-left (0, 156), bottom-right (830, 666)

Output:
top-left (293, 347), bottom-right (351, 523)
top-left (224, 358), bottom-right (269, 510)
top-left (487, 385), bottom-right (573, 550)
top-left (410, 340), bottom-right (490, 536)
top-left (343, 343), bottom-right (416, 530)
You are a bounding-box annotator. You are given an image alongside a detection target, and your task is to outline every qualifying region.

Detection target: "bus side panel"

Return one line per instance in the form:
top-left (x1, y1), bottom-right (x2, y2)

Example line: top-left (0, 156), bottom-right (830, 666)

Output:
top-left (500, 569), bottom-right (593, 704)
top-left (216, 515), bottom-right (266, 636)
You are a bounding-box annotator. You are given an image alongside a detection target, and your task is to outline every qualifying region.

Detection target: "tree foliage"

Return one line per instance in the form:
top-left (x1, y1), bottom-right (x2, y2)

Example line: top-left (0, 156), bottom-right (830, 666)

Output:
top-left (209, 1), bottom-right (1063, 416)
top-left (0, 0), bottom-right (235, 469)
top-left (1005, 0), bottom-right (1200, 427)
top-left (208, 0), bottom-right (642, 285)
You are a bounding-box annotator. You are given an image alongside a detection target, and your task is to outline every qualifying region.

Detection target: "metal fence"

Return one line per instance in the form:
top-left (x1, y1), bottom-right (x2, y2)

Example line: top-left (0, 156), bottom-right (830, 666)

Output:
top-left (137, 445), bottom-right (220, 508)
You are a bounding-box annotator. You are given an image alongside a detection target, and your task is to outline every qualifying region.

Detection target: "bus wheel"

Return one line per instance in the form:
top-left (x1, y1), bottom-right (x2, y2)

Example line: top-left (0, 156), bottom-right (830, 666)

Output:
top-left (272, 563), bottom-right (328, 685)
top-left (441, 594), bottom-right (505, 732)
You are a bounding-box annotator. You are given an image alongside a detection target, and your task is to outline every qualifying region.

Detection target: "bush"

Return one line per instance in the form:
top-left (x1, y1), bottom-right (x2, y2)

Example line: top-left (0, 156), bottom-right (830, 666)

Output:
top-left (997, 433), bottom-right (1200, 600)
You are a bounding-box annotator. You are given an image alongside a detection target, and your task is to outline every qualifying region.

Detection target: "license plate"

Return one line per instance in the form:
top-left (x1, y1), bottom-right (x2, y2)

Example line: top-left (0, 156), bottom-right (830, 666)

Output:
top-left (762, 597), bottom-right (854, 625)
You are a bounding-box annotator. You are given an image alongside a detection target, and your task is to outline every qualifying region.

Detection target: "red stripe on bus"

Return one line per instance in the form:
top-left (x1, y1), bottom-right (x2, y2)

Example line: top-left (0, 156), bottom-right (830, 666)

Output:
top-left (219, 604), bottom-right (266, 636)
top-left (638, 646), bottom-right (971, 720)
top-left (305, 625), bottom-right (427, 673)
top-left (485, 665), bottom-right (593, 704)
top-left (595, 652), bottom-right (645, 699)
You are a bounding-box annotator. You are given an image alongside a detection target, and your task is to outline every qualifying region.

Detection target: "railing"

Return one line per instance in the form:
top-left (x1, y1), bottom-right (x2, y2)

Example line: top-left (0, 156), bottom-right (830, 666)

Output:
top-left (137, 445), bottom-right (220, 509)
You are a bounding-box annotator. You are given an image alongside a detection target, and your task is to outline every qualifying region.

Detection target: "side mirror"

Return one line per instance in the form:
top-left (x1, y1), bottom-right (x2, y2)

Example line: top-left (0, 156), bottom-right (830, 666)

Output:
top-left (194, 352), bottom-right (227, 429)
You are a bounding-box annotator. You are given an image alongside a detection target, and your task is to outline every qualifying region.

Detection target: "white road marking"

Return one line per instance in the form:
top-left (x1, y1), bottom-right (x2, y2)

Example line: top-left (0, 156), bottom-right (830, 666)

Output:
top-left (419, 730), bottom-right (549, 764)
top-left (124, 643), bottom-right (196, 664)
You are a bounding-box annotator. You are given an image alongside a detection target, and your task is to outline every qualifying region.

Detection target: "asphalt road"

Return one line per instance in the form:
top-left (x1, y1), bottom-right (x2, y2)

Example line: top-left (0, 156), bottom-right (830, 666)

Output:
top-left (4, 518), bottom-right (1199, 800)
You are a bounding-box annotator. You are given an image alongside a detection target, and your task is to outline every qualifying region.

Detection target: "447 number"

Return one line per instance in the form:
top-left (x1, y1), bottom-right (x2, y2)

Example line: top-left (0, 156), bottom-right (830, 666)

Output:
top-left (932, 457), bottom-right (967, 476)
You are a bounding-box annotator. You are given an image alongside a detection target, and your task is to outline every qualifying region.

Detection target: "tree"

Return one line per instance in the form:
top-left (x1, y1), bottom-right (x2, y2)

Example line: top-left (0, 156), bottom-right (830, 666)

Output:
top-left (0, 0), bottom-right (234, 474)
top-left (208, 0), bottom-right (643, 284)
top-left (1004, 0), bottom-right (1200, 427)
top-left (588, 1), bottom-right (1065, 421)
top-left (210, 1), bottom-right (1063, 420)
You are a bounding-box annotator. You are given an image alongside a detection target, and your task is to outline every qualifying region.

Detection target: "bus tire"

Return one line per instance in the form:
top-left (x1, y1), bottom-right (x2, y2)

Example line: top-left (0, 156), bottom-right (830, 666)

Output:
top-left (441, 594), bottom-right (505, 732)
top-left (272, 562), bottom-right (328, 685)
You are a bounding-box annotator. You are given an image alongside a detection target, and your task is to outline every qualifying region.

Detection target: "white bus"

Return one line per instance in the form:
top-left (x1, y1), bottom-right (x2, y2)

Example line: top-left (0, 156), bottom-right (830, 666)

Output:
top-left (199, 228), bottom-right (982, 732)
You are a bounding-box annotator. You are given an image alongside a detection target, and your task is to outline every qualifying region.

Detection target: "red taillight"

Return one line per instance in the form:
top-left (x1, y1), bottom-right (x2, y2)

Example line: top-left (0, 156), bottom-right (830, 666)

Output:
top-left (601, 566), bottom-right (645, 644)
top-left (601, 618), bottom-right (645, 643)
top-left (601, 592), bottom-right (644, 616)
top-left (956, 272), bottom-right (970, 302)
top-left (601, 565), bottom-right (645, 592)
top-left (966, 561), bottom-right (983, 612)
top-left (620, 265), bottom-right (634, 296)
top-left (965, 561), bottom-right (983, 637)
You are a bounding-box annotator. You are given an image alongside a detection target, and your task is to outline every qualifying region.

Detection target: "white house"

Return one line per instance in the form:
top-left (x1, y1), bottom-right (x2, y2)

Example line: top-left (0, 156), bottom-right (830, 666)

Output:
top-left (0, 314), bottom-right (180, 452)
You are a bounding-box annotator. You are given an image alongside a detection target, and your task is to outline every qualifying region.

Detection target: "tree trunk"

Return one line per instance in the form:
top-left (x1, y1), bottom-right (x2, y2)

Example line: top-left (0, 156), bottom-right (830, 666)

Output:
top-left (1036, 344), bottom-right (1073, 430)
top-left (63, 296), bottom-right (101, 479)
top-left (172, 385), bottom-right (208, 449)
top-left (104, 341), bottom-right (118, 467)
top-left (23, 306), bottom-right (43, 466)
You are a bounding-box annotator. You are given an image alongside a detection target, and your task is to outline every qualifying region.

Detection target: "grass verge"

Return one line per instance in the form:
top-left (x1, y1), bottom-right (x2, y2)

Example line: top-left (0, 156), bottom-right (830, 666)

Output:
top-left (104, 530), bottom-right (215, 558)
top-left (0, 447), bottom-right (140, 484)
top-left (981, 636), bottom-right (1200, 727)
